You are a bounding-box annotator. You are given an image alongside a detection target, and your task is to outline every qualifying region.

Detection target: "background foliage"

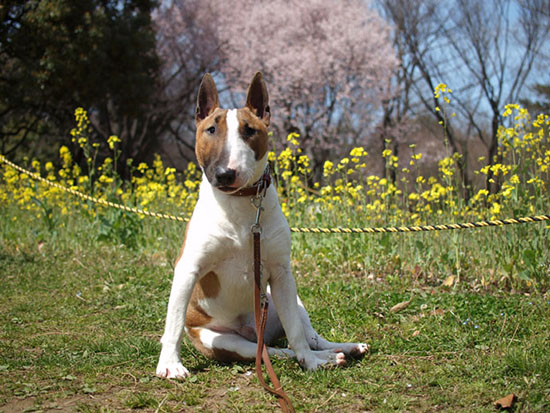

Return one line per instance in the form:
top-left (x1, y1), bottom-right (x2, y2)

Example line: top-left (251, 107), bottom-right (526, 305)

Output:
top-left (2, 0), bottom-right (549, 185)
top-left (1, 0), bottom-right (159, 170)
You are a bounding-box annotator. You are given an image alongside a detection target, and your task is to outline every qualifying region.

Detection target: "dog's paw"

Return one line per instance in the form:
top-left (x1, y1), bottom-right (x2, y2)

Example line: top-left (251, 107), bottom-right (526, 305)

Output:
top-left (299, 350), bottom-right (346, 371)
top-left (156, 362), bottom-right (190, 379)
top-left (333, 342), bottom-right (369, 358)
top-left (348, 342), bottom-right (369, 358)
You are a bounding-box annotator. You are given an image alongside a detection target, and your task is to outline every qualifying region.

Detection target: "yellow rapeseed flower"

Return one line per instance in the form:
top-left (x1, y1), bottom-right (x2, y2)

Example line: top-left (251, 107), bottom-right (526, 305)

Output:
top-left (323, 160), bottom-right (334, 177)
top-left (349, 147), bottom-right (367, 157)
top-left (108, 135), bottom-right (121, 150)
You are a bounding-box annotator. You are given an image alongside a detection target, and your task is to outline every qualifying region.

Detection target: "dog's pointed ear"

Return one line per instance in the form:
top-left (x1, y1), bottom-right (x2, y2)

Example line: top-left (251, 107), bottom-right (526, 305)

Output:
top-left (246, 72), bottom-right (270, 127)
top-left (196, 73), bottom-right (219, 123)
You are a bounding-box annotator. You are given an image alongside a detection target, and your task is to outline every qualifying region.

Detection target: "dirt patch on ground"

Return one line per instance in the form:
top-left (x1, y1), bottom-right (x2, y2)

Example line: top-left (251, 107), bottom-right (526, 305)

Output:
top-left (1, 388), bottom-right (130, 412)
top-left (1, 394), bottom-right (89, 412)
top-left (1, 374), bottom-right (282, 412)
top-left (1, 396), bottom-right (38, 413)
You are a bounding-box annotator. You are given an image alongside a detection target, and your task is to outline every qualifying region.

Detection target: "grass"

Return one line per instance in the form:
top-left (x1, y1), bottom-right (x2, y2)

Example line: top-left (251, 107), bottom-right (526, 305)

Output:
top-left (1, 208), bottom-right (549, 412)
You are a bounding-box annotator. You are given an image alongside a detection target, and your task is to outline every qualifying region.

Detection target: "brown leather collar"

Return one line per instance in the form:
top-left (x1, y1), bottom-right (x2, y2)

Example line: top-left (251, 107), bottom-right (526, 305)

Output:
top-left (217, 168), bottom-right (271, 197)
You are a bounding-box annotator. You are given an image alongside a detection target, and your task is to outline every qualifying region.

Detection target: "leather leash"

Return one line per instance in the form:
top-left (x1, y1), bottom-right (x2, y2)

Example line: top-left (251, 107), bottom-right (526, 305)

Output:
top-left (250, 169), bottom-right (295, 413)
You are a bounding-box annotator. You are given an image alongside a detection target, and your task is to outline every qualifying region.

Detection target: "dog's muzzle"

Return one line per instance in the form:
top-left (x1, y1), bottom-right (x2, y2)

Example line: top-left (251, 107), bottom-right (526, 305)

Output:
top-left (214, 166), bottom-right (237, 187)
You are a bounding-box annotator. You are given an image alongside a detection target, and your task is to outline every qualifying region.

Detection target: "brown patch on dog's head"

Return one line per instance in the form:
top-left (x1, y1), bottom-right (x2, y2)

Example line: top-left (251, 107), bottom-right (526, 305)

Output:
top-left (236, 107), bottom-right (269, 161)
top-left (195, 73), bottom-right (228, 175)
top-left (195, 108), bottom-right (228, 171)
top-left (194, 72), bottom-right (271, 189)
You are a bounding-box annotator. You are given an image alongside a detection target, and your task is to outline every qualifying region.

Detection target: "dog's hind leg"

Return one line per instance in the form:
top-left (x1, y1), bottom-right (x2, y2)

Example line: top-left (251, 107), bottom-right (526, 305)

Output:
top-left (187, 327), bottom-right (294, 362)
top-left (295, 295), bottom-right (369, 358)
top-left (186, 326), bottom-right (347, 369)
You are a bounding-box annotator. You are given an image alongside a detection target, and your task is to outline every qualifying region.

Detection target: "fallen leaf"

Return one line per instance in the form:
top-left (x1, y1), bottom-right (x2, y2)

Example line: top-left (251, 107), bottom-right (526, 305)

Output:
top-left (390, 299), bottom-right (411, 313)
top-left (431, 308), bottom-right (445, 316)
top-left (493, 393), bottom-right (517, 410)
top-left (412, 330), bottom-right (421, 337)
top-left (442, 275), bottom-right (455, 287)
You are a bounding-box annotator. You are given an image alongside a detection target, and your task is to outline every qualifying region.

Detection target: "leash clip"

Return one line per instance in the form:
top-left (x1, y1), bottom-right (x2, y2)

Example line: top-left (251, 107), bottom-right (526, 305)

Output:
top-left (251, 204), bottom-right (263, 234)
top-left (251, 165), bottom-right (270, 235)
top-left (251, 193), bottom-right (264, 235)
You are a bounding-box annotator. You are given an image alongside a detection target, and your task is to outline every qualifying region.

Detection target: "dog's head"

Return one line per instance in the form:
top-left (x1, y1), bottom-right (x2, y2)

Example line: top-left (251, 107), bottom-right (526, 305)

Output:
top-left (194, 72), bottom-right (271, 193)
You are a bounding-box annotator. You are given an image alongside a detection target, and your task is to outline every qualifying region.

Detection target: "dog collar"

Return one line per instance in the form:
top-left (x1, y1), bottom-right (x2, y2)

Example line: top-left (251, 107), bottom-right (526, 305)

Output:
top-left (218, 167), bottom-right (271, 197)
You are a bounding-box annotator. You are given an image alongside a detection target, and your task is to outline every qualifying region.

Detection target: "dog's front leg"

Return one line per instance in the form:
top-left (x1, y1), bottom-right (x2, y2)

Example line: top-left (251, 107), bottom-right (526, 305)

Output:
top-left (268, 263), bottom-right (345, 370)
top-left (156, 262), bottom-right (199, 379)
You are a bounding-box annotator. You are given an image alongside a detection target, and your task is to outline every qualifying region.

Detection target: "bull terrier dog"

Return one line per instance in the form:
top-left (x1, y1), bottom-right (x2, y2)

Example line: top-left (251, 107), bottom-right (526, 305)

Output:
top-left (156, 72), bottom-right (368, 379)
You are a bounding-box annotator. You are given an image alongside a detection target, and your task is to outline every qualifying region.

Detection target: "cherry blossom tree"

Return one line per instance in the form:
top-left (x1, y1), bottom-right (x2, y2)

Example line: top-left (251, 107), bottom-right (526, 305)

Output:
top-left (154, 0), bottom-right (397, 173)
top-left (215, 0), bottom-right (397, 171)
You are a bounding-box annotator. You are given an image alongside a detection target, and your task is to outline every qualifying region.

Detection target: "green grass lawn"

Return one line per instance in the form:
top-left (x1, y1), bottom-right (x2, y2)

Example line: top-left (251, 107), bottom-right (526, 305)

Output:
top-left (1, 210), bottom-right (549, 412)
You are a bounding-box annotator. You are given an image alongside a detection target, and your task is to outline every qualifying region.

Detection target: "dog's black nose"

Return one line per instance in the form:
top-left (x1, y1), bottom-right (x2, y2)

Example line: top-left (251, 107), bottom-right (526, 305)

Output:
top-left (215, 167), bottom-right (236, 186)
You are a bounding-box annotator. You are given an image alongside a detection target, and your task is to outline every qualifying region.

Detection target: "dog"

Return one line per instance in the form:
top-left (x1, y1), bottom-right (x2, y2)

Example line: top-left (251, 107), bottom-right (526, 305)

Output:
top-left (156, 72), bottom-right (368, 379)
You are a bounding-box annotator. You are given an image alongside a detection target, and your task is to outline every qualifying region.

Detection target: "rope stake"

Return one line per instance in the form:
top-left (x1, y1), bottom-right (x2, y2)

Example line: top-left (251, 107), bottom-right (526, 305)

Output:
top-left (1, 154), bottom-right (548, 234)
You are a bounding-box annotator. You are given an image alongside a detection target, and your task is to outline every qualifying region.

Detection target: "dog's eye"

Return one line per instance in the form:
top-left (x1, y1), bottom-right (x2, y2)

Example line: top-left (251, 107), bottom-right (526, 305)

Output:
top-left (206, 126), bottom-right (216, 134)
top-left (243, 124), bottom-right (255, 139)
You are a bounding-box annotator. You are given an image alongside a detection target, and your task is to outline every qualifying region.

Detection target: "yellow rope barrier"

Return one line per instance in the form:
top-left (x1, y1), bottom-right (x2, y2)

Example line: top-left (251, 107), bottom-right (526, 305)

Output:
top-left (0, 155), bottom-right (189, 223)
top-left (2, 154), bottom-right (549, 233)
top-left (289, 215), bottom-right (550, 233)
